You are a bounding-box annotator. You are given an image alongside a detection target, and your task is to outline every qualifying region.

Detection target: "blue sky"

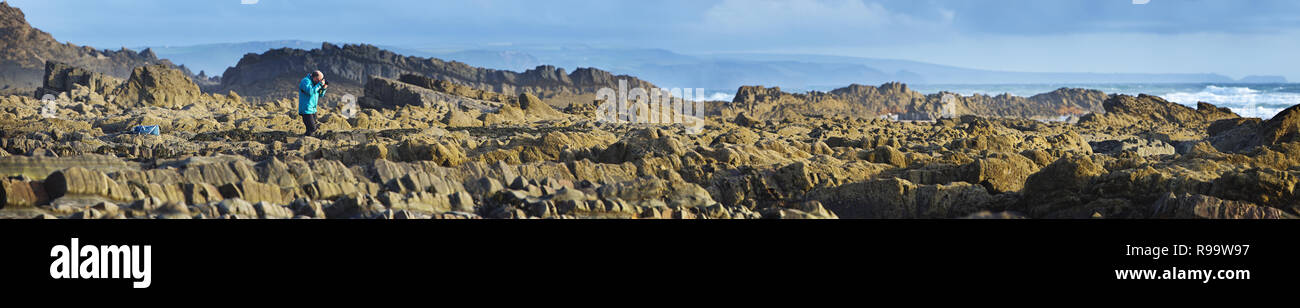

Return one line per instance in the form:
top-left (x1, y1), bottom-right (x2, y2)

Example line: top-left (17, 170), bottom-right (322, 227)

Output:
top-left (9, 0), bottom-right (1300, 79)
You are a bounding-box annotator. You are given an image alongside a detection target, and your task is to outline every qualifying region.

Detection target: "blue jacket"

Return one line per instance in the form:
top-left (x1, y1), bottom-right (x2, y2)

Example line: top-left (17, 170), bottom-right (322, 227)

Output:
top-left (298, 76), bottom-right (327, 114)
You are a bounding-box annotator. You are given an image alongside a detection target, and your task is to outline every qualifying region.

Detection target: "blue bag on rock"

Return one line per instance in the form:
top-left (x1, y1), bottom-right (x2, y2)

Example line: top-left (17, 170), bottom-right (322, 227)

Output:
top-left (131, 125), bottom-right (160, 136)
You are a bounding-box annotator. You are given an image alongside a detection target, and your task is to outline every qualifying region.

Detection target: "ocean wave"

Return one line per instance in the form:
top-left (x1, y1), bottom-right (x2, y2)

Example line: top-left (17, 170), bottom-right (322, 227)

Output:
top-left (1160, 86), bottom-right (1300, 119)
top-left (1203, 85), bottom-right (1259, 95)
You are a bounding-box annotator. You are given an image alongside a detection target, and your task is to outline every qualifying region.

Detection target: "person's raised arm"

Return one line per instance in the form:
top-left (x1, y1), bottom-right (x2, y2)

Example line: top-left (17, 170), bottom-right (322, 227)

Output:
top-left (300, 78), bottom-right (313, 94)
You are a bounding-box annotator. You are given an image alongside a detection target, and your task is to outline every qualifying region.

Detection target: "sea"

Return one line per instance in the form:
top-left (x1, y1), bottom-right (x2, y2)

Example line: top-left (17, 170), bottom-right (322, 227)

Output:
top-left (703, 83), bottom-right (1300, 120)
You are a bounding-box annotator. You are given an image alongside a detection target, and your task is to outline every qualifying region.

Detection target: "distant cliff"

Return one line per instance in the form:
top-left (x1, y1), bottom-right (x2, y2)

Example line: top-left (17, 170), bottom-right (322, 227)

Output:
top-left (218, 43), bottom-right (659, 106)
top-left (0, 2), bottom-right (180, 94)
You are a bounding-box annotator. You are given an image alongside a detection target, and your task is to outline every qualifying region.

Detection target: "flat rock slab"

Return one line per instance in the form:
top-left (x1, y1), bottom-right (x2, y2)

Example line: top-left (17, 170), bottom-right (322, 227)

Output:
top-left (0, 154), bottom-right (140, 180)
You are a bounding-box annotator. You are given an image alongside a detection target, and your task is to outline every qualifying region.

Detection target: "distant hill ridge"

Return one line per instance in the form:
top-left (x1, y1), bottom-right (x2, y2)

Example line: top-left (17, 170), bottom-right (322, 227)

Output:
top-left (0, 2), bottom-right (188, 93)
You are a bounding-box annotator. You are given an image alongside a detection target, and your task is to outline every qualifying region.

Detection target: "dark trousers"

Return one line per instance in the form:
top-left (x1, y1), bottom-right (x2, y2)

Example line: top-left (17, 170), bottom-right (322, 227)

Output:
top-left (300, 113), bottom-right (318, 137)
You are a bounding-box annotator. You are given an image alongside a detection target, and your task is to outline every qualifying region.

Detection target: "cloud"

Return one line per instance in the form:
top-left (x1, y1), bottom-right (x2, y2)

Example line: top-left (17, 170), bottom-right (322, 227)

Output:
top-left (937, 8), bottom-right (955, 24)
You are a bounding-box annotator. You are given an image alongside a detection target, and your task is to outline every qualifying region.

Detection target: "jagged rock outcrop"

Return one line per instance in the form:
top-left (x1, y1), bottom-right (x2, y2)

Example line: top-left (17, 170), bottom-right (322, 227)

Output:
top-left (113, 64), bottom-right (204, 108)
top-left (1018, 155), bottom-right (1109, 218)
top-left (517, 92), bottom-right (565, 119)
top-left (1255, 104), bottom-right (1300, 146)
top-left (1079, 95), bottom-right (1239, 130)
top-left (727, 83), bottom-right (1108, 121)
top-left (14, 61), bottom-right (240, 121)
top-left (961, 152), bottom-right (1039, 194)
top-left (1090, 137), bottom-right (1176, 157)
top-left (1209, 103), bottom-right (1300, 153)
top-left (817, 178), bottom-right (995, 219)
top-left (1, 178), bottom-right (47, 208)
top-left (1151, 193), bottom-right (1292, 219)
top-left (1210, 168), bottom-right (1299, 213)
top-left (360, 75), bottom-right (568, 125)
top-left (361, 76), bottom-right (468, 111)
top-left (218, 43), bottom-right (658, 106)
top-left (43, 167), bottom-right (134, 202)
top-left (34, 61), bottom-right (123, 98)
top-left (398, 74), bottom-right (514, 104)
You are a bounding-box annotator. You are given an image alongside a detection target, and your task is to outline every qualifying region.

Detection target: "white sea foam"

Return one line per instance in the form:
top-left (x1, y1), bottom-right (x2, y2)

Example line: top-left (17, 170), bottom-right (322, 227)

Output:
top-left (707, 92), bottom-right (735, 102)
top-left (1160, 86), bottom-right (1300, 119)
top-left (1204, 85), bottom-right (1259, 95)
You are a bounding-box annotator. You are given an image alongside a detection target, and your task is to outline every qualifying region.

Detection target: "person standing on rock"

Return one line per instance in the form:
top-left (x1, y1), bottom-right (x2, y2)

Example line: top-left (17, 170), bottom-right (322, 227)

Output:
top-left (298, 70), bottom-right (329, 137)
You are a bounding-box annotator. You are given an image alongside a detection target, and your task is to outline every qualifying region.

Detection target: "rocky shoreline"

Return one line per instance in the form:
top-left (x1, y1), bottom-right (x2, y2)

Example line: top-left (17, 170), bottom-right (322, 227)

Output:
top-left (3, 57), bottom-right (1299, 220)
